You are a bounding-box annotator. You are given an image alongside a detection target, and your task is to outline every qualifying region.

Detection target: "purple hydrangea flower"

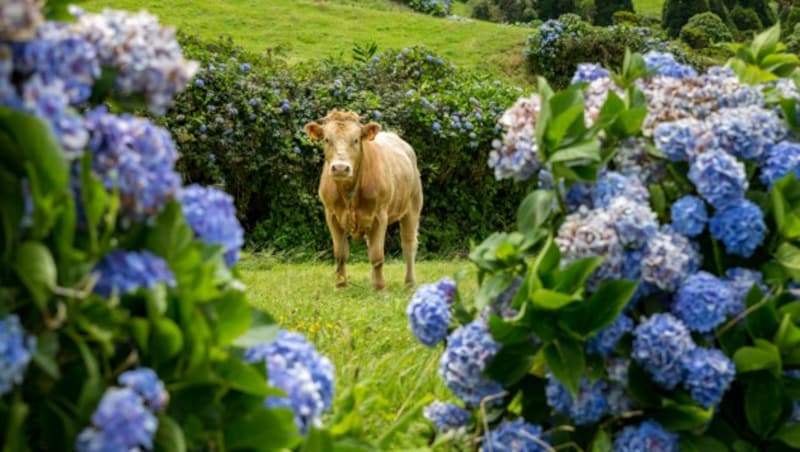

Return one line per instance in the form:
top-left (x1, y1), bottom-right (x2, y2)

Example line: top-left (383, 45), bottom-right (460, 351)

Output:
top-left (556, 206), bottom-right (625, 288)
top-left (92, 250), bottom-right (176, 298)
top-left (670, 195), bottom-right (707, 238)
top-left (20, 75), bottom-right (88, 158)
top-left (643, 51), bottom-right (697, 79)
top-left (85, 108), bottom-right (181, 219)
top-left (481, 419), bottom-right (548, 452)
top-left (608, 196), bottom-right (658, 249)
top-left (681, 348), bottom-right (735, 408)
top-left (118, 368), bottom-right (169, 411)
top-left (633, 314), bottom-right (696, 389)
top-left (724, 268), bottom-right (765, 317)
top-left (587, 314), bottom-right (634, 356)
top-left (0, 314), bottom-right (37, 396)
top-left (244, 330), bottom-right (335, 414)
top-left (653, 119), bottom-right (709, 162)
top-left (709, 199), bottom-right (766, 258)
top-left (407, 277), bottom-right (455, 347)
top-left (571, 63), bottom-right (610, 84)
top-left (613, 420), bottom-right (679, 452)
top-left (671, 271), bottom-right (733, 333)
top-left (641, 229), bottom-right (700, 292)
top-left (688, 149), bottom-right (748, 210)
top-left (760, 141), bottom-right (800, 187)
top-left (546, 374), bottom-right (609, 425)
top-left (423, 401), bottom-right (471, 433)
top-left (705, 106), bottom-right (785, 161)
top-left (439, 319), bottom-right (504, 406)
top-left (177, 185), bottom-right (244, 267)
top-left (75, 388), bottom-right (158, 452)
top-left (489, 95), bottom-right (542, 181)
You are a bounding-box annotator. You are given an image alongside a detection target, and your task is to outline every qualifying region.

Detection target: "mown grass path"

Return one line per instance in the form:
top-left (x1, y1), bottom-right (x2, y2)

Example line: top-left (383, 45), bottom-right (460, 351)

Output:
top-left (238, 255), bottom-right (478, 448)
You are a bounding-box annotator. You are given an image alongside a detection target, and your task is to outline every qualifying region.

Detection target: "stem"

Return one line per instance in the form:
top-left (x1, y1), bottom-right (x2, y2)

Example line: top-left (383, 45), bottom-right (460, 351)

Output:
top-left (716, 289), bottom-right (774, 337)
top-left (710, 237), bottom-right (725, 276)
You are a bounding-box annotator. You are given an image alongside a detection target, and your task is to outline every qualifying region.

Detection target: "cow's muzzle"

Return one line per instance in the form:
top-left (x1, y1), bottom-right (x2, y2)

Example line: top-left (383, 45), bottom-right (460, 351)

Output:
top-left (330, 162), bottom-right (352, 178)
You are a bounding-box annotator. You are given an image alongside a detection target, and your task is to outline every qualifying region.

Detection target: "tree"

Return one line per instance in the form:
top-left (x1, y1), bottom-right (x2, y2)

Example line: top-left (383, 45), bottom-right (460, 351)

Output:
top-left (708, 0), bottom-right (733, 27)
top-left (536, 0), bottom-right (578, 20)
top-left (736, 0), bottom-right (777, 25)
top-left (662, 0), bottom-right (711, 36)
top-left (595, 0), bottom-right (635, 26)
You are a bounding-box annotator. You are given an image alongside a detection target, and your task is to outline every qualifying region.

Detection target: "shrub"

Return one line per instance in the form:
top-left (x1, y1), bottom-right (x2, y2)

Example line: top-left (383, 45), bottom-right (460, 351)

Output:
top-left (469, 0), bottom-right (537, 23)
top-left (164, 36), bottom-right (527, 255)
top-left (0, 3), bottom-right (341, 451)
top-left (536, 0), bottom-right (578, 20)
top-left (469, 0), bottom-right (504, 21)
top-left (680, 12), bottom-right (733, 48)
top-left (708, 0), bottom-right (733, 26)
top-left (525, 16), bottom-right (690, 88)
top-left (407, 27), bottom-right (800, 452)
top-left (395, 0), bottom-right (452, 16)
top-left (737, 0), bottom-right (777, 26)
top-left (595, 0), bottom-right (635, 26)
top-left (662, 0), bottom-right (711, 37)
top-left (787, 23), bottom-right (800, 53)
top-left (611, 10), bottom-right (641, 25)
top-left (731, 5), bottom-right (764, 30)
top-left (783, 6), bottom-right (800, 37)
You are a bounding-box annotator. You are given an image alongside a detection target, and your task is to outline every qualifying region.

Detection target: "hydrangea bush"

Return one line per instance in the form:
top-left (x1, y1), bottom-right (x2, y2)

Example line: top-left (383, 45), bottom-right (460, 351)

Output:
top-left (393, 0), bottom-right (451, 17)
top-left (0, 2), bottom-right (338, 450)
top-left (411, 26), bottom-right (800, 451)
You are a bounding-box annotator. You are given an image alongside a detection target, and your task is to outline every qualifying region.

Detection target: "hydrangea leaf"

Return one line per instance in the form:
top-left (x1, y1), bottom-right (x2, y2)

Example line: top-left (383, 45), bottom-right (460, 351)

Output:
top-left (543, 338), bottom-right (584, 396)
top-left (590, 428), bottom-right (612, 452)
top-left (653, 401), bottom-right (714, 431)
top-left (733, 339), bottom-right (781, 375)
top-left (223, 406), bottom-right (302, 451)
top-left (744, 371), bottom-right (784, 438)
top-left (32, 331), bottom-right (60, 380)
top-left (213, 289), bottom-right (252, 346)
top-left (530, 289), bottom-right (579, 311)
top-left (154, 415), bottom-right (187, 452)
top-left (150, 317), bottom-right (184, 363)
top-left (13, 241), bottom-right (57, 308)
top-left (517, 189), bottom-right (555, 238)
top-left (774, 313), bottom-right (800, 354)
top-left (214, 356), bottom-right (282, 397)
top-left (679, 435), bottom-right (729, 452)
top-left (0, 167), bottom-right (23, 263)
top-left (558, 280), bottom-right (637, 339)
top-left (744, 283), bottom-right (780, 340)
top-left (484, 341), bottom-right (537, 386)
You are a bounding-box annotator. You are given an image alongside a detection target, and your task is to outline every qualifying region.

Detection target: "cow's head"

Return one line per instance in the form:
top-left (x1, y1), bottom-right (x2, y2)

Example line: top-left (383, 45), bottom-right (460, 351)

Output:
top-left (304, 110), bottom-right (381, 181)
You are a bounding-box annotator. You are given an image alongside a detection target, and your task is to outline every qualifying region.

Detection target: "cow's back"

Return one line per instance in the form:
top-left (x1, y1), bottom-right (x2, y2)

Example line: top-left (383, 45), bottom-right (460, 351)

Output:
top-left (369, 132), bottom-right (422, 223)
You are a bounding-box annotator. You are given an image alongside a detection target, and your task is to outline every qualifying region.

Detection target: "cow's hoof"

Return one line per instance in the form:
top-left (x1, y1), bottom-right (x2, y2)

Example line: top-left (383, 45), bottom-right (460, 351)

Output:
top-left (336, 275), bottom-right (347, 288)
top-left (372, 281), bottom-right (385, 291)
top-left (405, 280), bottom-right (416, 289)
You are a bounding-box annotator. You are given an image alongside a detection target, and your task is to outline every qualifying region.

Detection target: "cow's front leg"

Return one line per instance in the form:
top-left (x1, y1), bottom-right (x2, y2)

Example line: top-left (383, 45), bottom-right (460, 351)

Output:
top-left (366, 212), bottom-right (388, 291)
top-left (325, 210), bottom-right (349, 287)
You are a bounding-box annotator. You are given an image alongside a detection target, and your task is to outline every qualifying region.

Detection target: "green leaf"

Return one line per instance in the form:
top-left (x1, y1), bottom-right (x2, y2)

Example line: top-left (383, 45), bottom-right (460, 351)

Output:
top-left (558, 280), bottom-right (637, 339)
top-left (489, 314), bottom-right (532, 345)
top-left (745, 371), bottom-right (784, 437)
top-left (151, 318), bottom-right (184, 362)
top-left (155, 415), bottom-right (187, 452)
top-left (654, 401), bottom-right (713, 431)
top-left (545, 102), bottom-right (585, 149)
top-left (627, 360), bottom-right (662, 407)
top-left (733, 339), bottom-right (782, 375)
top-left (679, 435), bottom-right (730, 452)
top-left (13, 241), bottom-right (57, 308)
top-left (476, 272), bottom-right (516, 311)
top-left (775, 313), bottom-right (800, 353)
top-left (130, 318), bottom-right (150, 354)
top-left (549, 139), bottom-right (601, 164)
top-left (543, 338), bottom-right (584, 396)
top-left (2, 393), bottom-right (29, 452)
top-left (591, 429), bottom-right (612, 452)
top-left (213, 289), bottom-right (252, 345)
top-left (554, 256), bottom-right (604, 295)
top-left (533, 234), bottom-right (561, 283)
top-left (517, 190), bottom-right (555, 236)
top-left (530, 289), bottom-right (578, 310)
top-left (775, 422), bottom-right (800, 448)
top-left (752, 23), bottom-right (781, 63)
top-left (300, 428), bottom-right (334, 452)
top-left (744, 284), bottom-right (780, 340)
top-left (32, 331), bottom-right (60, 379)
top-left (0, 167), bottom-right (23, 264)
top-left (233, 310), bottom-right (280, 348)
top-left (777, 242), bottom-right (800, 280)
top-left (610, 108), bottom-right (647, 137)
top-left (484, 341), bottom-right (537, 386)
top-left (224, 407), bottom-right (302, 450)
top-left (215, 356), bottom-right (282, 397)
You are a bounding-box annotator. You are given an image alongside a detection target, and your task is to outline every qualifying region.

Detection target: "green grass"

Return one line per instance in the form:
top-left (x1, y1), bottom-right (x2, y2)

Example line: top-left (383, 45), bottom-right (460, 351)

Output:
top-left (81, 0), bottom-right (534, 84)
top-left (238, 254), bottom-right (478, 448)
top-left (633, 0), bottom-right (664, 18)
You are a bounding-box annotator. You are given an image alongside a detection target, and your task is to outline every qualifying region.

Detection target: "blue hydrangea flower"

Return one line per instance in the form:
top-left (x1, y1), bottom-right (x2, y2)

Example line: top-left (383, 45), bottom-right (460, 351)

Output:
top-left (760, 141), bottom-right (800, 187)
top-left (85, 107), bottom-right (182, 219)
top-left (613, 420), bottom-right (679, 452)
top-left (20, 75), bottom-right (88, 158)
top-left (709, 199), bottom-right (766, 258)
top-left (606, 382), bottom-right (635, 415)
top-left (688, 149), bottom-right (748, 210)
top-left (489, 95), bottom-right (542, 181)
top-left (571, 63), bottom-right (610, 84)
top-left (407, 277), bottom-right (455, 347)
top-left (244, 330), bottom-right (335, 413)
top-left (439, 319), bottom-right (504, 406)
top-left (118, 368), bottom-right (169, 411)
top-left (587, 314), bottom-right (634, 356)
top-left (670, 195), bottom-right (707, 237)
top-left (641, 229), bottom-right (700, 292)
top-left (565, 181), bottom-right (593, 212)
top-left (706, 106), bottom-right (785, 161)
top-left (93, 250), bottom-right (176, 298)
top-left (481, 419), bottom-right (548, 452)
top-left (724, 268), bottom-right (765, 317)
top-left (644, 51), bottom-right (697, 79)
top-left (591, 172), bottom-right (649, 208)
top-left (263, 356), bottom-right (324, 433)
top-left (75, 387), bottom-right (158, 452)
top-left (613, 137), bottom-right (667, 185)
top-left (177, 185), bottom-right (244, 267)
top-left (240, 63), bottom-right (250, 72)
top-left (545, 375), bottom-right (609, 425)
top-left (621, 249), bottom-right (657, 308)
top-left (681, 348), bottom-right (735, 408)
top-left (633, 314), bottom-right (696, 389)
top-left (423, 400), bottom-right (470, 433)
top-left (653, 119), bottom-right (709, 162)
top-left (671, 271), bottom-right (733, 333)
top-left (13, 22), bottom-right (100, 105)
top-left (608, 196), bottom-right (658, 249)
top-left (0, 315), bottom-right (36, 396)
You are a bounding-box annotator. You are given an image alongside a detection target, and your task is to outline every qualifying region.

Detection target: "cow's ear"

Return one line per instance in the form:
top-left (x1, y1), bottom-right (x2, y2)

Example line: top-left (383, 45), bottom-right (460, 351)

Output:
top-left (361, 122), bottom-right (381, 141)
top-left (304, 122), bottom-right (324, 141)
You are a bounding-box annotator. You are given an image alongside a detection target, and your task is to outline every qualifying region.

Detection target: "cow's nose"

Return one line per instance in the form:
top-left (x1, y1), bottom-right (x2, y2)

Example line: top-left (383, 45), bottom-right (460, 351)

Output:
top-left (331, 163), bottom-right (352, 176)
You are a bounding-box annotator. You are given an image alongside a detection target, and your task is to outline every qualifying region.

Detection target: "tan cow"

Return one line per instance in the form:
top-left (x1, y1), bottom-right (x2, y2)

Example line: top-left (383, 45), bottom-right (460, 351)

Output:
top-left (304, 110), bottom-right (423, 290)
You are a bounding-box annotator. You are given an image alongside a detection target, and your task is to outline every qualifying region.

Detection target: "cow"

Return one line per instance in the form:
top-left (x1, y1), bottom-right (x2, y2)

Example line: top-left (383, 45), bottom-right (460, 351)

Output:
top-left (304, 109), bottom-right (423, 290)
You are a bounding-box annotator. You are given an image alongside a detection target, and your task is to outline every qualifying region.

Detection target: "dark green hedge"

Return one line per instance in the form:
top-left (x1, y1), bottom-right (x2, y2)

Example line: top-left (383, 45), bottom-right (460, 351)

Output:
top-left (159, 35), bottom-right (528, 256)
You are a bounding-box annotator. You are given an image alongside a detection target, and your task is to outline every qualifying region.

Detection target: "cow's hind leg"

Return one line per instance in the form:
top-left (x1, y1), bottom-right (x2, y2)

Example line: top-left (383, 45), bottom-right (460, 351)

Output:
top-left (325, 210), bottom-right (349, 288)
top-left (399, 213), bottom-right (419, 288)
top-left (366, 213), bottom-right (388, 291)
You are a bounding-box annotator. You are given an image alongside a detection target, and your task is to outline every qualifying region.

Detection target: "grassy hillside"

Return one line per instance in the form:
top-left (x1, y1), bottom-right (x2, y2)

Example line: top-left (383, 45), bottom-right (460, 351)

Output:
top-left (81, 0), bottom-right (533, 84)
